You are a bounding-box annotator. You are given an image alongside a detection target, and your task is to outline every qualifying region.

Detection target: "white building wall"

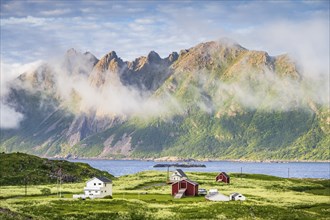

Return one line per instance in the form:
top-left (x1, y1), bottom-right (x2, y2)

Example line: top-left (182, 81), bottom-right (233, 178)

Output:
top-left (83, 178), bottom-right (112, 198)
top-left (170, 174), bottom-right (187, 182)
top-left (86, 178), bottom-right (105, 188)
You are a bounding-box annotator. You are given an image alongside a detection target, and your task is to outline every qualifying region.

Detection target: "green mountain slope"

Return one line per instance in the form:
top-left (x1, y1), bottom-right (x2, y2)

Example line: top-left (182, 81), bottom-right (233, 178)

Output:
top-left (0, 40), bottom-right (329, 160)
top-left (0, 152), bottom-right (114, 186)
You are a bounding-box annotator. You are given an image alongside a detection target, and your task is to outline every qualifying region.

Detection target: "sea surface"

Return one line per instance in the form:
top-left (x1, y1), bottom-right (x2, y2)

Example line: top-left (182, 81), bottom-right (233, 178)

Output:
top-left (67, 159), bottom-right (330, 179)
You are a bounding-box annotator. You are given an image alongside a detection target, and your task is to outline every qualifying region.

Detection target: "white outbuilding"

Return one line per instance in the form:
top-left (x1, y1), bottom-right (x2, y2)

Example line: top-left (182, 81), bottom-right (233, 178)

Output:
top-left (230, 193), bottom-right (246, 201)
top-left (73, 176), bottom-right (112, 199)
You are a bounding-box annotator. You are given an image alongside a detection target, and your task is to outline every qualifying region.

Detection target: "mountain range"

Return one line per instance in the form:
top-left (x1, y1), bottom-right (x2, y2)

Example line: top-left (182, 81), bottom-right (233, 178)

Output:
top-left (1, 40), bottom-right (329, 160)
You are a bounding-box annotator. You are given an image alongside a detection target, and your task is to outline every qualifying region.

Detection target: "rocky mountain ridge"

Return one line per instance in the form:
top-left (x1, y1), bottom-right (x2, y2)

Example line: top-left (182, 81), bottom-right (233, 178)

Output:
top-left (1, 40), bottom-right (329, 160)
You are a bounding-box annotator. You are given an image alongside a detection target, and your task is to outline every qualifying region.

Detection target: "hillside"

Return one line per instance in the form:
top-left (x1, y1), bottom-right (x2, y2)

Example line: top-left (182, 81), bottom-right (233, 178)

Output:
top-left (0, 152), bottom-right (114, 186)
top-left (0, 40), bottom-right (329, 160)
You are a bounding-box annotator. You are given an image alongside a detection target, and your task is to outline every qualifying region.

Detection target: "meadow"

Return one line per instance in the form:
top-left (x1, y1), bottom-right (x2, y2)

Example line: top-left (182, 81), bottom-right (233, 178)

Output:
top-left (1, 171), bottom-right (329, 219)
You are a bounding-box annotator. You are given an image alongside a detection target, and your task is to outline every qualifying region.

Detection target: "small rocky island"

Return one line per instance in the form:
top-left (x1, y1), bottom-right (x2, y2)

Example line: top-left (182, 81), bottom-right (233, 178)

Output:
top-left (153, 163), bottom-right (206, 168)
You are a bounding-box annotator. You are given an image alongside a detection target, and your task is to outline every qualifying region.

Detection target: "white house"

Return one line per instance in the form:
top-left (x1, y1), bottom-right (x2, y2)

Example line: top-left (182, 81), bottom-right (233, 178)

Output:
top-left (230, 193), bottom-right (246, 201)
top-left (73, 177), bottom-right (112, 199)
top-left (170, 169), bottom-right (188, 182)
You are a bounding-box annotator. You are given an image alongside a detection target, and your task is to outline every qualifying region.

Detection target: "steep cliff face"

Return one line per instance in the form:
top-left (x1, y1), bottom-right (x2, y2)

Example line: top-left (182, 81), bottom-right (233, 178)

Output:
top-left (1, 41), bottom-right (329, 160)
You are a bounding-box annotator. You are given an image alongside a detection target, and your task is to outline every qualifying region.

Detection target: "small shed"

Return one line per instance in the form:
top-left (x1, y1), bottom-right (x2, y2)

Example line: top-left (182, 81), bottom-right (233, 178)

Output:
top-left (170, 169), bottom-right (188, 183)
top-left (172, 179), bottom-right (198, 198)
top-left (215, 172), bottom-right (230, 184)
top-left (230, 193), bottom-right (246, 201)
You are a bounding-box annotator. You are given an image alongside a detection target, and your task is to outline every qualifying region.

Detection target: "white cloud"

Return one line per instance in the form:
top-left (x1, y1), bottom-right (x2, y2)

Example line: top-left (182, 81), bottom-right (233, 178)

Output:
top-left (40, 9), bottom-right (71, 16)
top-left (135, 18), bottom-right (155, 24)
top-left (0, 60), bottom-right (44, 96)
top-left (0, 102), bottom-right (24, 129)
top-left (229, 18), bottom-right (330, 78)
top-left (0, 60), bottom-right (43, 129)
top-left (1, 16), bottom-right (50, 26)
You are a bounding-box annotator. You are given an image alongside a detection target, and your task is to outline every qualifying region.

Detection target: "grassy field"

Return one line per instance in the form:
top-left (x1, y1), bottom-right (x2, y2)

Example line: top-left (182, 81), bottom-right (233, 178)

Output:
top-left (1, 171), bottom-right (329, 219)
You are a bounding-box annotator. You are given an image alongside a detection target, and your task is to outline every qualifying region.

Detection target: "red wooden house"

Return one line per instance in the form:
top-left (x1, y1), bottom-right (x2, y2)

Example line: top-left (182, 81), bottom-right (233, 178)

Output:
top-left (172, 179), bottom-right (199, 198)
top-left (215, 172), bottom-right (230, 184)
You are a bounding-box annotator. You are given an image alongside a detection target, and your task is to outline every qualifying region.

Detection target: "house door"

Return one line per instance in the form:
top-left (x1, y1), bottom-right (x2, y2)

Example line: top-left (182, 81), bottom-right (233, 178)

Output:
top-left (180, 182), bottom-right (187, 189)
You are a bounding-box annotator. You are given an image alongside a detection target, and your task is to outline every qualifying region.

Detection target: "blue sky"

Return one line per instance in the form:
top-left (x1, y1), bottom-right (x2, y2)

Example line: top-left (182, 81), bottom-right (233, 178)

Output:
top-left (0, 0), bottom-right (329, 65)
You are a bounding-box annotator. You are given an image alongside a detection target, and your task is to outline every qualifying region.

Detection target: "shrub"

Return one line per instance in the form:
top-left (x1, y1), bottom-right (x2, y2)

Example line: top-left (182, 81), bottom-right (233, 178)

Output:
top-left (40, 188), bottom-right (51, 196)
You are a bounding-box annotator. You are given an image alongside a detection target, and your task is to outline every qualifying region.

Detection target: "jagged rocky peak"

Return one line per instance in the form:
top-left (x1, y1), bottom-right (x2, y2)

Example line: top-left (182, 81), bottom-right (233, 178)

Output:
top-left (63, 48), bottom-right (98, 76)
top-left (89, 51), bottom-right (125, 87)
top-left (147, 51), bottom-right (161, 63)
top-left (66, 48), bottom-right (78, 56)
top-left (83, 51), bottom-right (99, 65)
top-left (64, 48), bottom-right (96, 64)
top-left (94, 50), bottom-right (124, 72)
top-left (66, 48), bottom-right (98, 62)
top-left (240, 50), bottom-right (276, 71)
top-left (274, 54), bottom-right (300, 79)
top-left (166, 52), bottom-right (179, 63)
top-left (193, 40), bottom-right (246, 55)
top-left (173, 40), bottom-right (248, 71)
top-left (105, 51), bottom-right (118, 60)
top-left (17, 62), bottom-right (56, 91)
top-left (179, 49), bottom-right (189, 57)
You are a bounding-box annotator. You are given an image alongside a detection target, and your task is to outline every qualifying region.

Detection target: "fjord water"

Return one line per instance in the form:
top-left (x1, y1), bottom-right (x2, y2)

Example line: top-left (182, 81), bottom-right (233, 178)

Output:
top-left (68, 159), bottom-right (329, 179)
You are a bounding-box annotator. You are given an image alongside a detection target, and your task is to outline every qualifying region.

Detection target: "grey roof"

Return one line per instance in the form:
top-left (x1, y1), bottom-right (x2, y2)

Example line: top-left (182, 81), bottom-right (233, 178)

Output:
top-left (231, 193), bottom-right (240, 197)
top-left (95, 176), bottom-right (112, 183)
top-left (176, 169), bottom-right (187, 177)
top-left (186, 179), bottom-right (199, 185)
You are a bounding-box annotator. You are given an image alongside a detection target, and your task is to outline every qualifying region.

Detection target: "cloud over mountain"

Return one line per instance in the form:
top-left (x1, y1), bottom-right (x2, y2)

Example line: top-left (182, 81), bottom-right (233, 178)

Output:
top-left (0, 40), bottom-right (329, 161)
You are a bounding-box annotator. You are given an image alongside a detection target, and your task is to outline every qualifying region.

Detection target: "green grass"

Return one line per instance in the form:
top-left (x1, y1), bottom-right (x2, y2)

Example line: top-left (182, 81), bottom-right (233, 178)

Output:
top-left (1, 171), bottom-right (329, 219)
top-left (0, 152), bottom-right (114, 186)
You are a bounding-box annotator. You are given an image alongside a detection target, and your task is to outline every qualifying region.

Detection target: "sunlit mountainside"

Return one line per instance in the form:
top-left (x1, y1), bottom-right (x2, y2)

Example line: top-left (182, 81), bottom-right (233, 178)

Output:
top-left (1, 40), bottom-right (329, 160)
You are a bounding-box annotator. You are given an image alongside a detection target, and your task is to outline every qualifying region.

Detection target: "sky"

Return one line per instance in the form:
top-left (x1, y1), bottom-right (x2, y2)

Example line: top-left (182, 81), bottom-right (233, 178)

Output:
top-left (0, 0), bottom-right (329, 64)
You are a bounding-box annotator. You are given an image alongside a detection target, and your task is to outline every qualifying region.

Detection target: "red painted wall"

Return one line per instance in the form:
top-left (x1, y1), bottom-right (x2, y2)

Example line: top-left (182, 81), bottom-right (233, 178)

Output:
top-left (172, 180), bottom-right (199, 196)
top-left (215, 173), bottom-right (230, 184)
top-left (186, 183), bottom-right (198, 196)
top-left (172, 182), bottom-right (179, 195)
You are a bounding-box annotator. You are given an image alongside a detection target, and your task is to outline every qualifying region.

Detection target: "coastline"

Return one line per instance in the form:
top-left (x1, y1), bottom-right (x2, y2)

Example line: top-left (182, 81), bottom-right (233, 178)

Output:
top-left (50, 155), bottom-right (330, 163)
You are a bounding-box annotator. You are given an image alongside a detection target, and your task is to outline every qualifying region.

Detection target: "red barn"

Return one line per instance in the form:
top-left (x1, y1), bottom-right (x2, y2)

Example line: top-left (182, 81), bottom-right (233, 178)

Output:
top-left (215, 172), bottom-right (230, 184)
top-left (172, 179), bottom-right (198, 198)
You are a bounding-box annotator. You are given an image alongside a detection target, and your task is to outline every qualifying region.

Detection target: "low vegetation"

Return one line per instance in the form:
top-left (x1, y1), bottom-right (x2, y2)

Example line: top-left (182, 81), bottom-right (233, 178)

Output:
top-left (0, 152), bottom-right (114, 186)
top-left (1, 171), bottom-right (329, 219)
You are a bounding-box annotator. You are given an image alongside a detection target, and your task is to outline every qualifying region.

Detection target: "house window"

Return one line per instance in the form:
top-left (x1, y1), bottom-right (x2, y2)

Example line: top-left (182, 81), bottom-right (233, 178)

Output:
top-left (89, 191), bottom-right (91, 193)
top-left (99, 183), bottom-right (102, 185)
top-left (105, 191), bottom-right (106, 192)
top-left (94, 183), bottom-right (96, 186)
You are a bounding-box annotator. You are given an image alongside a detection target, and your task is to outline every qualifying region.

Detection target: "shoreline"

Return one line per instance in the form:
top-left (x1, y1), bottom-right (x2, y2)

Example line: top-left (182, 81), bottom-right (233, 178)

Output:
top-left (50, 155), bottom-right (330, 163)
